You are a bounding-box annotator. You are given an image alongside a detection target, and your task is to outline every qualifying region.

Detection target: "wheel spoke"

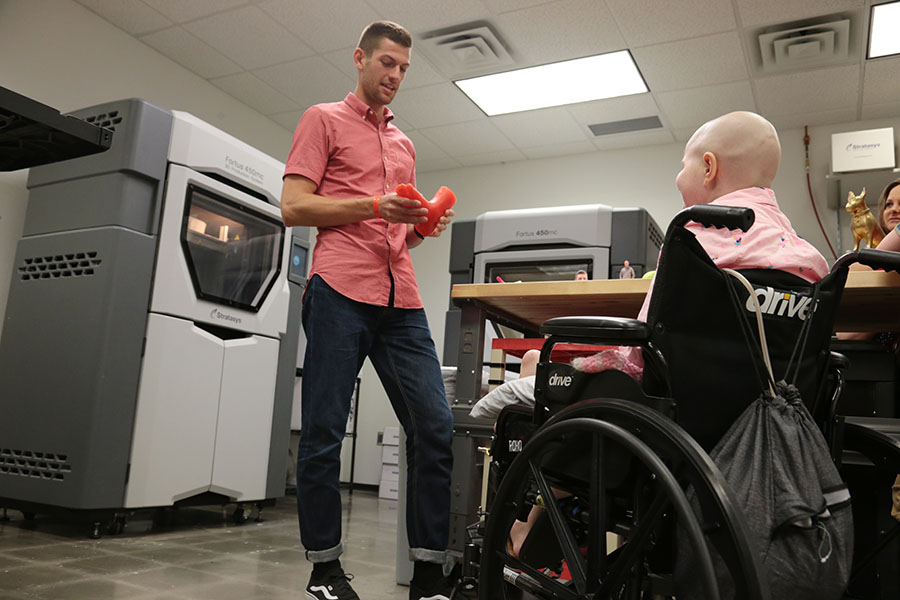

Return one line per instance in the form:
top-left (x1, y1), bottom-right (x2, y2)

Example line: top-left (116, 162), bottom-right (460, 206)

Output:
top-left (499, 552), bottom-right (583, 600)
top-left (587, 433), bottom-right (607, 589)
top-left (529, 459), bottom-right (588, 594)
top-left (600, 484), bottom-right (670, 596)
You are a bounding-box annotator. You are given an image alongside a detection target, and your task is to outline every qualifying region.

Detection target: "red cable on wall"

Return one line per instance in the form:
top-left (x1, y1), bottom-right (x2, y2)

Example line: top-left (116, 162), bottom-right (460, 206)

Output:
top-left (804, 126), bottom-right (838, 260)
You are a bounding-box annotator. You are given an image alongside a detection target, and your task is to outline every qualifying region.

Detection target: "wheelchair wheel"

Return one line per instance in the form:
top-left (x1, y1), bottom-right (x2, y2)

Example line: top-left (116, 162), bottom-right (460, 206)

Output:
top-left (479, 398), bottom-right (768, 600)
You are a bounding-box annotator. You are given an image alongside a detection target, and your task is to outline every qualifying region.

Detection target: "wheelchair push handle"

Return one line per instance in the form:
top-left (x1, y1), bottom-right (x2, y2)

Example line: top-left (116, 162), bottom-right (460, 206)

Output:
top-left (671, 205), bottom-right (755, 233)
top-left (837, 248), bottom-right (900, 274)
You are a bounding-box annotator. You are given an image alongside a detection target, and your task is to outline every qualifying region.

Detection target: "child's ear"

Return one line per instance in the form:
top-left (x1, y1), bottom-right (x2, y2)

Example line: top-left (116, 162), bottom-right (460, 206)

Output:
top-left (703, 151), bottom-right (718, 186)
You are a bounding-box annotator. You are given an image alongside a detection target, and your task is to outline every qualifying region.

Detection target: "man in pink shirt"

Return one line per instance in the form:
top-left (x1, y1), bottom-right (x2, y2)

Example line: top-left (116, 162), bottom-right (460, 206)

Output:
top-left (281, 21), bottom-right (455, 600)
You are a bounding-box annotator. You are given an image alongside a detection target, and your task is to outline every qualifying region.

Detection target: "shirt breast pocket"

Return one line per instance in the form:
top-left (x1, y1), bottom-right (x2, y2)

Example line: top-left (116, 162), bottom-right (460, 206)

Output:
top-left (392, 140), bottom-right (416, 185)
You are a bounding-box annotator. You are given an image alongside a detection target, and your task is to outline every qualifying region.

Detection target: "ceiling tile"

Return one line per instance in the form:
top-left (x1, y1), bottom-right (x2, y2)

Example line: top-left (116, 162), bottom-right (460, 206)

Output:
top-left (140, 26), bottom-right (242, 79)
top-left (522, 141), bottom-right (597, 160)
top-left (565, 94), bottom-right (661, 127)
top-left (258, 0), bottom-right (379, 53)
top-left (734, 0), bottom-right (864, 28)
top-left (254, 57), bottom-right (356, 110)
top-left (210, 72), bottom-right (300, 115)
top-left (402, 54), bottom-right (447, 90)
top-left (269, 110), bottom-right (303, 131)
top-left (141, 0), bottom-right (248, 23)
top-left (862, 102), bottom-right (900, 121)
top-left (673, 128), bottom-right (698, 142)
top-left (862, 57), bottom-right (900, 106)
top-left (322, 47), bottom-right (359, 81)
top-left (481, 0), bottom-right (550, 12)
top-left (767, 107), bottom-right (858, 131)
top-left (185, 5), bottom-right (314, 70)
top-left (407, 131), bottom-right (453, 162)
top-left (495, 0), bottom-right (625, 66)
top-left (656, 81), bottom-right (756, 129)
top-left (492, 107), bottom-right (589, 147)
top-left (390, 115), bottom-right (414, 133)
top-left (457, 148), bottom-right (528, 167)
top-left (633, 32), bottom-right (748, 92)
top-left (419, 120), bottom-right (515, 156)
top-left (360, 0), bottom-right (492, 34)
top-left (75, 0), bottom-right (171, 35)
top-left (388, 83), bottom-right (486, 129)
top-left (590, 129), bottom-right (675, 151)
top-left (754, 64), bottom-right (859, 116)
top-left (605, 0), bottom-right (736, 47)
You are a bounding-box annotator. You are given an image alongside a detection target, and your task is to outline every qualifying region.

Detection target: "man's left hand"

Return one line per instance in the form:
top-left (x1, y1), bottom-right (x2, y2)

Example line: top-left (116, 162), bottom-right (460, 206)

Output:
top-left (430, 209), bottom-right (455, 237)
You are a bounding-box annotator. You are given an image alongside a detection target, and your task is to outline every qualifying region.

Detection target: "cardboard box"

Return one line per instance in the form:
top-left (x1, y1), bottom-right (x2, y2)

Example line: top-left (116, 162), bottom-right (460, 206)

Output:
top-left (378, 478), bottom-right (399, 500)
top-left (383, 425), bottom-right (400, 446)
top-left (381, 463), bottom-right (400, 482)
top-left (382, 444), bottom-right (399, 465)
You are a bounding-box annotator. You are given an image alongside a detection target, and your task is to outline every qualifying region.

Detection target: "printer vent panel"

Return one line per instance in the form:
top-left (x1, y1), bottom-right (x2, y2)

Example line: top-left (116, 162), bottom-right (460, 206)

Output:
top-left (0, 448), bottom-right (71, 481)
top-left (83, 110), bottom-right (123, 133)
top-left (18, 251), bottom-right (102, 281)
top-left (649, 222), bottom-right (664, 249)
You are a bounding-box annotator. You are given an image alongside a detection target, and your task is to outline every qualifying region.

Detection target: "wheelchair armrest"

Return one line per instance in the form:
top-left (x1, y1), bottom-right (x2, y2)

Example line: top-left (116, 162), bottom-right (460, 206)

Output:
top-left (829, 350), bottom-right (850, 370)
top-left (540, 316), bottom-right (650, 344)
top-left (843, 417), bottom-right (900, 472)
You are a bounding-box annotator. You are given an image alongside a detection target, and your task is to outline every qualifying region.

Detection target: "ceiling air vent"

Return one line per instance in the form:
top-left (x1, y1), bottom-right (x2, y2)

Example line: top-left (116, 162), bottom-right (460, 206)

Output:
top-left (418, 22), bottom-right (515, 79)
top-left (589, 116), bottom-right (662, 137)
top-left (757, 18), bottom-right (851, 73)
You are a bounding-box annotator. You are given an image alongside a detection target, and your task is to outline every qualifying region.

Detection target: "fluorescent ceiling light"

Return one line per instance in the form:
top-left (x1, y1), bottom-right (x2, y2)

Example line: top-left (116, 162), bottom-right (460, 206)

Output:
top-left (454, 51), bottom-right (647, 116)
top-left (870, 1), bottom-right (900, 58)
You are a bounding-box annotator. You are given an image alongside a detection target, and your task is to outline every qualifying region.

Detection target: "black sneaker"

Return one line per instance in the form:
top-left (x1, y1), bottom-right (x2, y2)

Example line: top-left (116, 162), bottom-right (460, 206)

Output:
top-left (409, 573), bottom-right (457, 600)
top-left (306, 568), bottom-right (360, 600)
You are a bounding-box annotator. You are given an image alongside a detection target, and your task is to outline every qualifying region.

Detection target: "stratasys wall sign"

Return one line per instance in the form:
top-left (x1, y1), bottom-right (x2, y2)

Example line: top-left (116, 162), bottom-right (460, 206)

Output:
top-left (831, 127), bottom-right (896, 173)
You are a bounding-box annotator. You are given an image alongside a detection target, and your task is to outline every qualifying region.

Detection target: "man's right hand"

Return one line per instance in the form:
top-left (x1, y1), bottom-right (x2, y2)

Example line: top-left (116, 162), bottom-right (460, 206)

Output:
top-left (376, 192), bottom-right (428, 225)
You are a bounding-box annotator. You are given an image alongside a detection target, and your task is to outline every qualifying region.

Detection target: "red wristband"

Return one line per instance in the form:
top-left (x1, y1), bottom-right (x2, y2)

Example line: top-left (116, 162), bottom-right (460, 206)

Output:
top-left (373, 196), bottom-right (381, 219)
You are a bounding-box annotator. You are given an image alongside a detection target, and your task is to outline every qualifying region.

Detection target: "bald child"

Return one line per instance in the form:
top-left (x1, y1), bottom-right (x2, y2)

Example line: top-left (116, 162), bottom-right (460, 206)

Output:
top-left (574, 111), bottom-right (829, 376)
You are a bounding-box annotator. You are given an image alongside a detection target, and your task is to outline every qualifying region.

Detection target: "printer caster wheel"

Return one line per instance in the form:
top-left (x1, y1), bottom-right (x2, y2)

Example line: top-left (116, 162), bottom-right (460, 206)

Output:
top-left (90, 522), bottom-right (102, 539)
top-left (232, 505), bottom-right (251, 525)
top-left (108, 514), bottom-right (128, 535)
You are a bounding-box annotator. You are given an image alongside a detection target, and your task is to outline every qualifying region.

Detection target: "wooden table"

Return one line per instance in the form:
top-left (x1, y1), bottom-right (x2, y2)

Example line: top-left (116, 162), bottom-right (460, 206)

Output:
top-left (449, 270), bottom-right (900, 403)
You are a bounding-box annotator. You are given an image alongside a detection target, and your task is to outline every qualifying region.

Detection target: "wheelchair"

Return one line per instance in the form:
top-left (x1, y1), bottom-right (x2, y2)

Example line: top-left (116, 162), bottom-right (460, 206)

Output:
top-left (462, 205), bottom-right (900, 600)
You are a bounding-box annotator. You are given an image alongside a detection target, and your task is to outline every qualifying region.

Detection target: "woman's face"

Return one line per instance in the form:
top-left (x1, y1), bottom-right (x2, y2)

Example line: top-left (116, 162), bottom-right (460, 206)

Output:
top-left (883, 186), bottom-right (900, 232)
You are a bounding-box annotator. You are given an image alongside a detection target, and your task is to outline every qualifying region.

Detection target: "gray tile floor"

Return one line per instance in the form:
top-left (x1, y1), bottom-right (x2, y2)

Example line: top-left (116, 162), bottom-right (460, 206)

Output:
top-left (0, 490), bottom-right (410, 600)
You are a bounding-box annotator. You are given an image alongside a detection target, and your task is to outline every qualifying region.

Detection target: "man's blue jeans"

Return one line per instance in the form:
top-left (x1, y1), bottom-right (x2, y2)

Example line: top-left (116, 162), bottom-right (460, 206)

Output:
top-left (297, 275), bottom-right (453, 565)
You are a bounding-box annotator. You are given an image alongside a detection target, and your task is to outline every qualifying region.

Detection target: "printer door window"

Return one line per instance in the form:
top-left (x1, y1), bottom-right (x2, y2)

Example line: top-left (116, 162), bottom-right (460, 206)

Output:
top-left (181, 184), bottom-right (284, 312)
top-left (486, 260), bottom-right (592, 283)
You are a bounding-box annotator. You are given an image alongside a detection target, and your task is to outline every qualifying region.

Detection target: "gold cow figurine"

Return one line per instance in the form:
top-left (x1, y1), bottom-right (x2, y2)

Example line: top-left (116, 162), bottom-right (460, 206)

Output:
top-left (846, 187), bottom-right (885, 251)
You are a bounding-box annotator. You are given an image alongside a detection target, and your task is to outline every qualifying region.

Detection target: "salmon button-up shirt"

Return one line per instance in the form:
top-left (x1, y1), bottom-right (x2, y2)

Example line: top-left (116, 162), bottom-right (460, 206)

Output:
top-left (284, 93), bottom-right (421, 308)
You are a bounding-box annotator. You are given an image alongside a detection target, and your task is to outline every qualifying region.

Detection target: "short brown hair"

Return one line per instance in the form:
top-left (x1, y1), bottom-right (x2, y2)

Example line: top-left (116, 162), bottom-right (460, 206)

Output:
top-left (877, 178), bottom-right (900, 231)
top-left (358, 21), bottom-right (412, 55)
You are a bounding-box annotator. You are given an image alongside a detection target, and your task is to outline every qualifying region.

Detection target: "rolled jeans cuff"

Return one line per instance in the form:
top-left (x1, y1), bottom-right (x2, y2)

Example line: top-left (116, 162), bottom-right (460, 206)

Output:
top-left (409, 548), bottom-right (455, 575)
top-left (306, 542), bottom-right (343, 563)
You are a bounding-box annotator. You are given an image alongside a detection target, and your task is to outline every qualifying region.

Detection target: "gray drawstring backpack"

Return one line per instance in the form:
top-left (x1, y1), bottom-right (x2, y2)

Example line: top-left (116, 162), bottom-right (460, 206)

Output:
top-left (676, 269), bottom-right (853, 599)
